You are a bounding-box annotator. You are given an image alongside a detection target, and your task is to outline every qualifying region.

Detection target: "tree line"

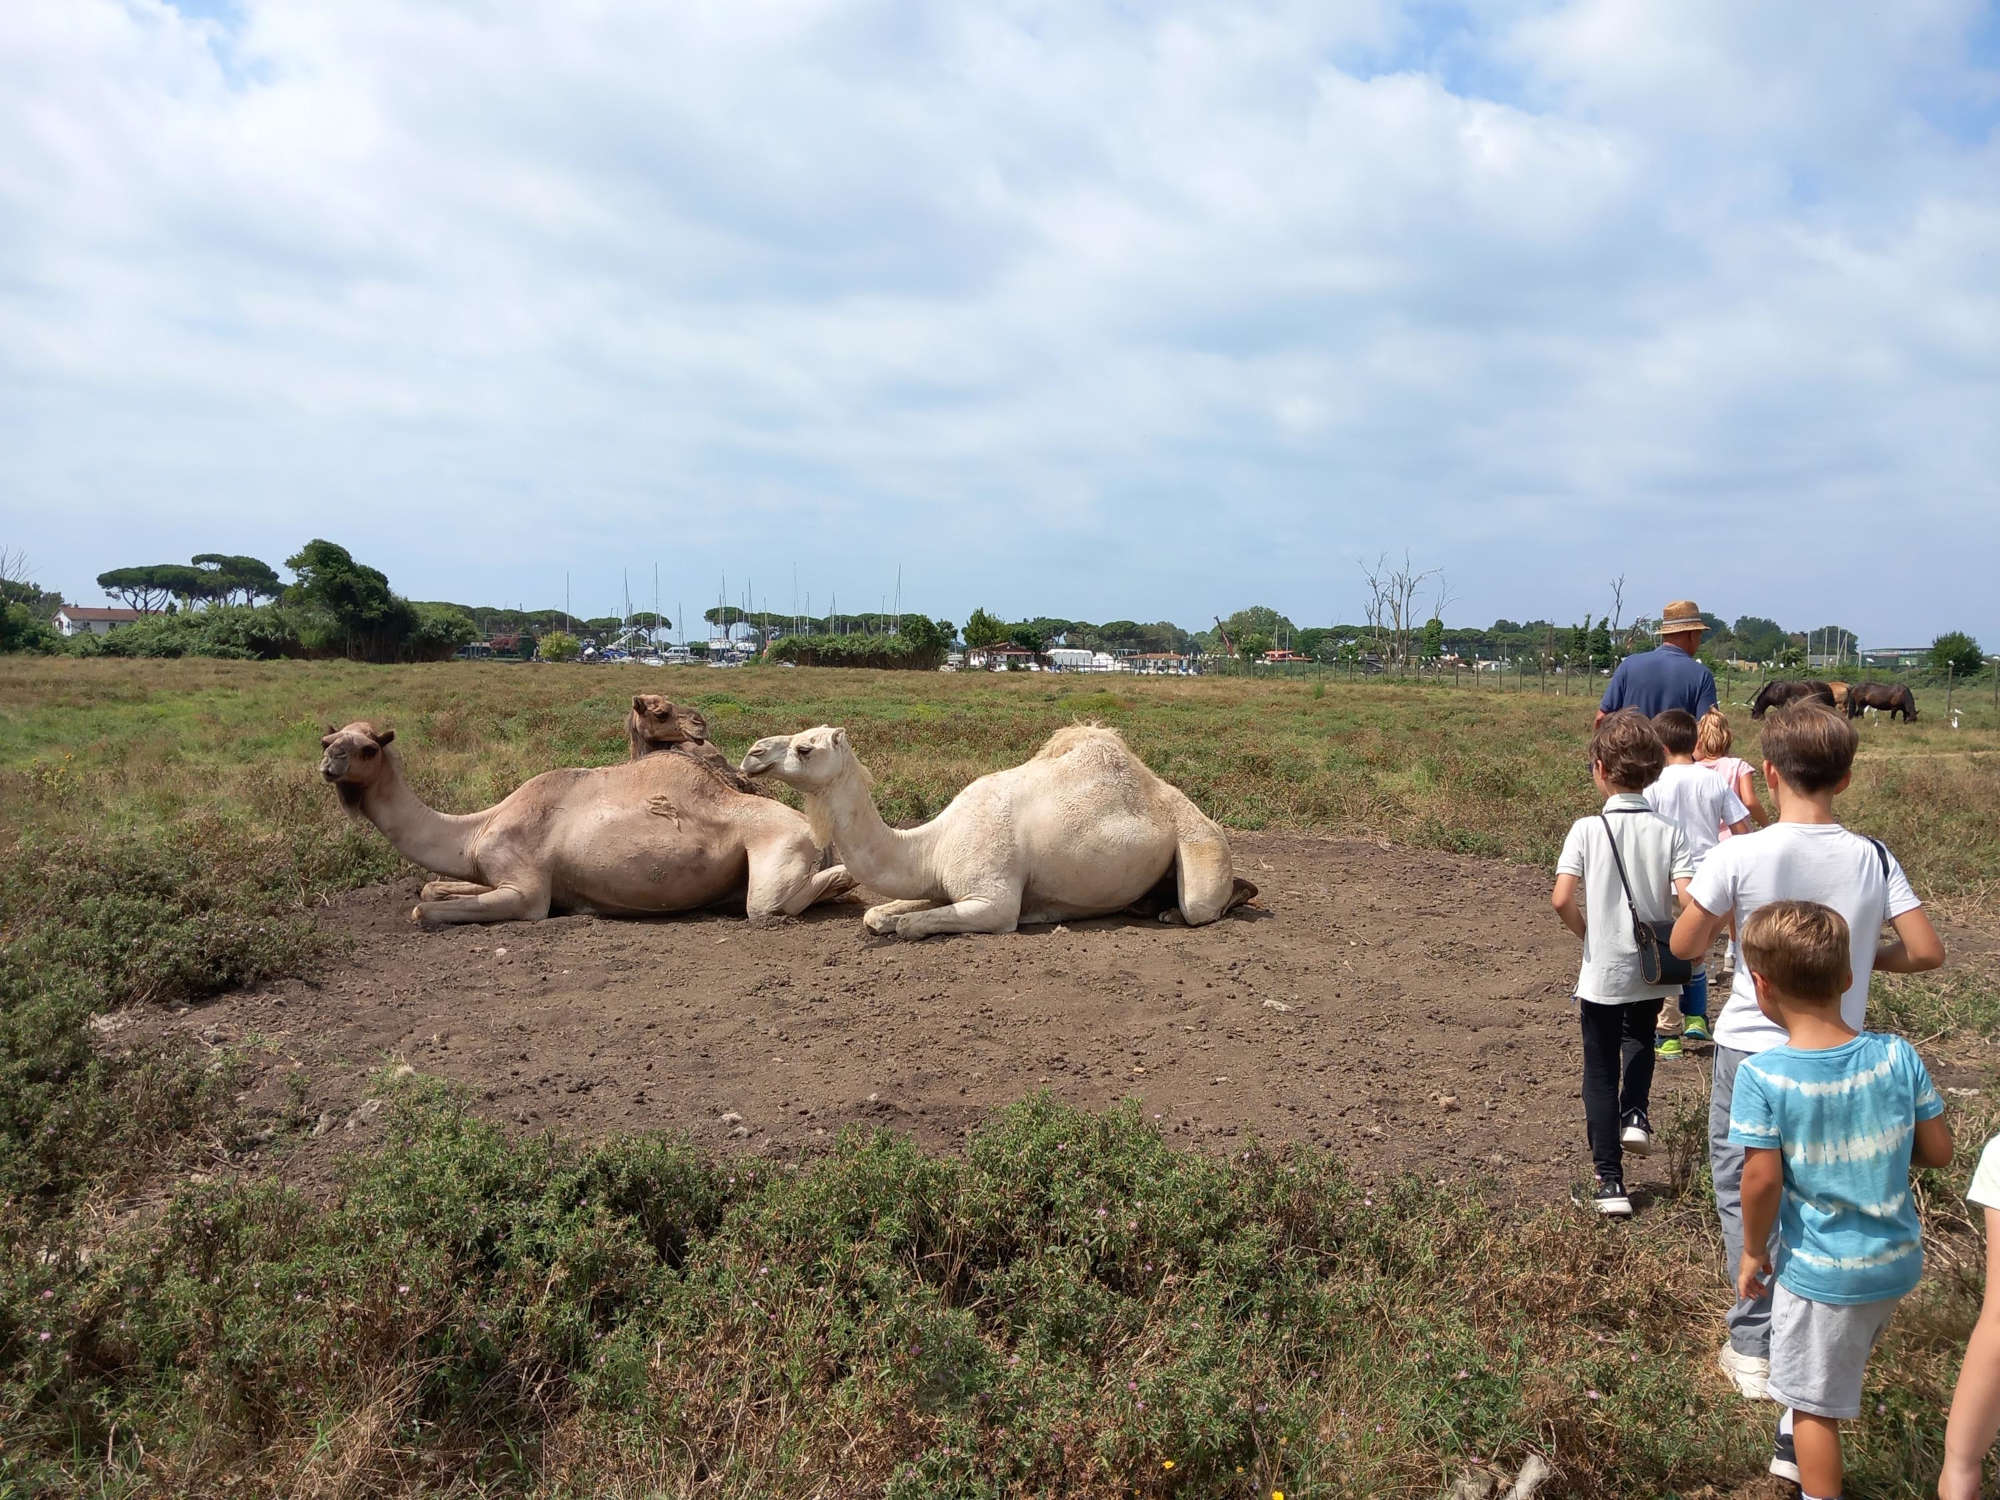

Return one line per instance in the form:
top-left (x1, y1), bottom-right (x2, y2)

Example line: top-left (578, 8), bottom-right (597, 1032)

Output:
top-left (1, 543), bottom-right (1984, 676)
top-left (2, 543), bottom-right (482, 663)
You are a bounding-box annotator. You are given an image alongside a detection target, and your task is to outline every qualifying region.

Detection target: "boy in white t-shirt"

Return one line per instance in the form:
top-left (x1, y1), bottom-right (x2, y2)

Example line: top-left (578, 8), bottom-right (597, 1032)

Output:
top-left (1552, 710), bottom-right (1693, 1217)
top-left (1943, 1135), bottom-right (2000, 1500)
top-left (1644, 709), bottom-right (1751, 1057)
top-left (1670, 704), bottom-right (1945, 1401)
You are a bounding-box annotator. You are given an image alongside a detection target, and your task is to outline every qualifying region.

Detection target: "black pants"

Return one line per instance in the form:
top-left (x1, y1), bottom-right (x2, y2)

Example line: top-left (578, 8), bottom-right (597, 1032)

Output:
top-left (1579, 998), bottom-right (1664, 1180)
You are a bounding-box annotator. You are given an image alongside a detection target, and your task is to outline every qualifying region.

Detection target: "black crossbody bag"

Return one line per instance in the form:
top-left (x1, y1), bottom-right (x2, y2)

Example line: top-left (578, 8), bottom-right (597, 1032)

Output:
top-left (1597, 812), bottom-right (1695, 987)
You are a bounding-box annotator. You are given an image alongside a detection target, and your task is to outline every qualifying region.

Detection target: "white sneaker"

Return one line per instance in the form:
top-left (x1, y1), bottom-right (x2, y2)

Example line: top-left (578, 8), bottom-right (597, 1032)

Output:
top-left (1717, 1343), bottom-right (1770, 1400)
top-left (1620, 1110), bottom-right (1653, 1157)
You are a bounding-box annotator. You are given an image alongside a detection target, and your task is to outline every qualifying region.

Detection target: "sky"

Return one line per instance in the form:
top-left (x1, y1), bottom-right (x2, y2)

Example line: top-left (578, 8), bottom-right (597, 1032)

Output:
top-left (3, 0), bottom-right (1997, 646)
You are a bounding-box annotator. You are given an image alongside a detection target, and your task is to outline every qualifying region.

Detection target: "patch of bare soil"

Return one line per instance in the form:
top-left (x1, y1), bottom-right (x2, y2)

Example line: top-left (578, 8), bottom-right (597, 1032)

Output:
top-left (120, 833), bottom-right (1978, 1201)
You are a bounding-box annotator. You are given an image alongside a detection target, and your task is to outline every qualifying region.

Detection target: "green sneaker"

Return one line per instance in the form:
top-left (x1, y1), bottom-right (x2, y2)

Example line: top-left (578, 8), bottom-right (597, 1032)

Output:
top-left (1682, 1017), bottom-right (1712, 1044)
top-left (1655, 1032), bottom-right (1684, 1059)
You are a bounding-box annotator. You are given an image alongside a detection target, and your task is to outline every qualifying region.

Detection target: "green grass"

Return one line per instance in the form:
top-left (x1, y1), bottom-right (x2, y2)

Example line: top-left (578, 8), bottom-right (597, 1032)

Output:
top-left (3, 658), bottom-right (2000, 1497)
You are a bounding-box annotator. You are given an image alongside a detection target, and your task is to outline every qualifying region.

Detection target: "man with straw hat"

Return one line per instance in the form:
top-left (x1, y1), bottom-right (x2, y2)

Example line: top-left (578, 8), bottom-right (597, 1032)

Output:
top-left (1595, 599), bottom-right (1718, 727)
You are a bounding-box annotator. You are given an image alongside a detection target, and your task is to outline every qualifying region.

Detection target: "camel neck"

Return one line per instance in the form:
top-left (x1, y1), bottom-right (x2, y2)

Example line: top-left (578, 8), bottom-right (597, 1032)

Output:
top-left (359, 758), bottom-right (486, 878)
top-left (812, 774), bottom-right (936, 889)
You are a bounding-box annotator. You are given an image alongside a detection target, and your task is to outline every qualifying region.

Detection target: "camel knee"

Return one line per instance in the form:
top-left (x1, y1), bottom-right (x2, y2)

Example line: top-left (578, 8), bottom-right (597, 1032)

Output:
top-left (411, 885), bottom-right (544, 925)
top-left (888, 895), bottom-right (1019, 939)
top-left (864, 899), bottom-right (935, 933)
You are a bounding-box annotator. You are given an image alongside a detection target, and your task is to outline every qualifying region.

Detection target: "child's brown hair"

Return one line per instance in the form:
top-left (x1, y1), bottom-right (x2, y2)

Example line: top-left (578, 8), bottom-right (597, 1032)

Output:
top-left (1741, 900), bottom-right (1852, 1001)
top-left (1761, 704), bottom-right (1859, 794)
top-left (1652, 709), bottom-right (1698, 756)
top-left (1591, 709), bottom-right (1666, 791)
top-left (1695, 709), bottom-right (1732, 759)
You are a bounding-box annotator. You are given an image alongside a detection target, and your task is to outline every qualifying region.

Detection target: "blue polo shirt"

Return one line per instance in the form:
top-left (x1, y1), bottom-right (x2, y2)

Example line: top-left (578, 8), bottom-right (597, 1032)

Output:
top-left (1599, 643), bottom-right (1717, 718)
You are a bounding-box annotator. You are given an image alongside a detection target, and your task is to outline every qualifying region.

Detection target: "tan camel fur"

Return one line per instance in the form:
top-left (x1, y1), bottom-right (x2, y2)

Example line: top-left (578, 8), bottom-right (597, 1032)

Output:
top-left (733, 724), bottom-right (1257, 938)
top-left (626, 695), bottom-right (765, 794)
top-left (319, 721), bottom-right (852, 925)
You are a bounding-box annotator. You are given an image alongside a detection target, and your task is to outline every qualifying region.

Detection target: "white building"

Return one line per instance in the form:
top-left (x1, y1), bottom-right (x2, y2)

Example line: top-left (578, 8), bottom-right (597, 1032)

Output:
top-left (53, 606), bottom-right (142, 637)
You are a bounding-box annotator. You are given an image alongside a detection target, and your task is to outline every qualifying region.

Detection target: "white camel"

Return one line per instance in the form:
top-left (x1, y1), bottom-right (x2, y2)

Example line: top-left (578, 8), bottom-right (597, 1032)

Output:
top-left (731, 724), bottom-right (1257, 938)
top-left (319, 721), bottom-right (853, 924)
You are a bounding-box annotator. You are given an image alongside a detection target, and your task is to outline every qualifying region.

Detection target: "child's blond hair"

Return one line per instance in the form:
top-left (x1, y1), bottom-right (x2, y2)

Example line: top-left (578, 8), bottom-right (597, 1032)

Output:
top-left (1696, 709), bottom-right (1732, 759)
top-left (1741, 900), bottom-right (1852, 1001)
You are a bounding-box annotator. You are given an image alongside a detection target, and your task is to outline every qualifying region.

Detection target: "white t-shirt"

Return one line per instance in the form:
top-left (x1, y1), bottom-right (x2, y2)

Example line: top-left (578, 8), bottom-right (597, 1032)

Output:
top-left (1689, 822), bottom-right (1922, 1054)
top-left (1556, 793), bottom-right (1694, 1005)
top-left (1697, 755), bottom-right (1759, 840)
top-left (1644, 762), bottom-right (1750, 871)
top-left (1970, 1135), bottom-right (2000, 1211)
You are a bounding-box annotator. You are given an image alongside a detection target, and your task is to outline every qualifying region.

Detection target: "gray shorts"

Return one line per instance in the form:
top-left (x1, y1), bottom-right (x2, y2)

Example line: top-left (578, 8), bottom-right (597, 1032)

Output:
top-left (1765, 1283), bottom-right (1902, 1419)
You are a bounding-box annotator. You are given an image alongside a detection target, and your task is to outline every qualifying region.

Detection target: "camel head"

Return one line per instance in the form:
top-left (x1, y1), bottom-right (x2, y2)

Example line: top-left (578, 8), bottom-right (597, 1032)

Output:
top-left (739, 725), bottom-right (859, 792)
top-left (628, 694), bottom-right (709, 752)
top-left (319, 721), bottom-right (397, 811)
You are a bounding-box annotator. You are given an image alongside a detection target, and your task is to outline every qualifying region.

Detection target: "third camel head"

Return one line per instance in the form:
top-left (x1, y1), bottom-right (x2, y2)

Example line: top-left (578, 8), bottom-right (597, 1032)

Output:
top-left (739, 725), bottom-right (860, 791)
top-left (319, 721), bottom-right (396, 810)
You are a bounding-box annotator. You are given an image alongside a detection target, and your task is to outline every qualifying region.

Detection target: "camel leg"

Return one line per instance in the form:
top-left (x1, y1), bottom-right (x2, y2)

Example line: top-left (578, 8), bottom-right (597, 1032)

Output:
top-left (745, 835), bottom-right (855, 922)
top-left (863, 898), bottom-right (939, 934)
top-left (883, 891), bottom-right (1021, 939)
top-left (420, 879), bottom-right (493, 901)
top-left (1171, 818), bottom-right (1256, 926)
top-left (410, 884), bottom-right (549, 925)
top-left (780, 864), bottom-right (856, 917)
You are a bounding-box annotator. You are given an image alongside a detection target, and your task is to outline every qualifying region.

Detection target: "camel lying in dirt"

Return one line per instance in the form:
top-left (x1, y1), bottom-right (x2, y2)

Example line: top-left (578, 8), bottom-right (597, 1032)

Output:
top-left (730, 724), bottom-right (1257, 938)
top-left (626, 694), bottom-right (765, 794)
top-left (319, 721), bottom-right (853, 924)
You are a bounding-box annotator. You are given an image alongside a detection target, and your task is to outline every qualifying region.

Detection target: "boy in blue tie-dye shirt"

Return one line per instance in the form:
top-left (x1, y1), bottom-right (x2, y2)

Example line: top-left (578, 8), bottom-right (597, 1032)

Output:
top-left (1730, 901), bottom-right (1952, 1500)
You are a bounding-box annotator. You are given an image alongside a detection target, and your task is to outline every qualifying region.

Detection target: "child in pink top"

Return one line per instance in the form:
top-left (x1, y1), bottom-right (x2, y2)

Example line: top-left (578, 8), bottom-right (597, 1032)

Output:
top-left (1696, 711), bottom-right (1769, 839)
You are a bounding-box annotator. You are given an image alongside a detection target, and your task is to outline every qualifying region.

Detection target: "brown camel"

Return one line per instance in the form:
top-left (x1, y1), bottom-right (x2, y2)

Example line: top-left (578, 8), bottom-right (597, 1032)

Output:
top-left (626, 694), bottom-right (764, 794)
top-left (319, 721), bottom-right (852, 924)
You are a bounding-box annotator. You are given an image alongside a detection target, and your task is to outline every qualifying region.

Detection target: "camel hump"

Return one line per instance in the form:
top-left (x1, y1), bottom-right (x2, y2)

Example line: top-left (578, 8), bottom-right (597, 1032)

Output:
top-left (1033, 723), bottom-right (1130, 762)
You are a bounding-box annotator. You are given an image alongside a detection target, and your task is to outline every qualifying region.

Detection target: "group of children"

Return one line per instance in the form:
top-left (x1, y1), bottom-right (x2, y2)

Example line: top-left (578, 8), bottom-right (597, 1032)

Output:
top-left (1551, 700), bottom-right (2000, 1498)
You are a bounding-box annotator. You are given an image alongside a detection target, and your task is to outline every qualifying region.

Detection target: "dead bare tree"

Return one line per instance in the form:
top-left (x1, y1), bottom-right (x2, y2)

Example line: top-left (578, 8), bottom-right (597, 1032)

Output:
top-left (1357, 556), bottom-right (1388, 660)
top-left (1359, 551), bottom-right (1444, 665)
top-left (1608, 574), bottom-right (1626, 635)
top-left (0, 546), bottom-right (31, 587)
top-left (1430, 572), bottom-right (1457, 625)
top-left (1386, 551), bottom-right (1441, 665)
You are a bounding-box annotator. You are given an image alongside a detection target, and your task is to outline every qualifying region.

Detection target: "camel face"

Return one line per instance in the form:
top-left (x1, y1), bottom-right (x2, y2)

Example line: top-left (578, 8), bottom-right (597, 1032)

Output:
top-left (319, 721), bottom-right (395, 806)
top-left (740, 726), bottom-right (851, 790)
top-left (630, 695), bottom-right (708, 748)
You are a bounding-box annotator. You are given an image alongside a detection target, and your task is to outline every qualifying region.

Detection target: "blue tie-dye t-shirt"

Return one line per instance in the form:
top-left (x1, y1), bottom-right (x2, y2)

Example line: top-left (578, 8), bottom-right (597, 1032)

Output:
top-left (1728, 1032), bottom-right (1944, 1305)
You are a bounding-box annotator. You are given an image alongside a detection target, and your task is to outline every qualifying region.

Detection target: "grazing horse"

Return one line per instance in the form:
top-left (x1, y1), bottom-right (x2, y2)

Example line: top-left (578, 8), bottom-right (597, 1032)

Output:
top-left (1846, 682), bottom-right (1919, 722)
top-left (1749, 680), bottom-right (1836, 719)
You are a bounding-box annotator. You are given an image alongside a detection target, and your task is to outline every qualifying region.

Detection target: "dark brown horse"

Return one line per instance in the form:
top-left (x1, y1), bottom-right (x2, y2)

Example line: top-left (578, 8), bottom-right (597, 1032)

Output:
top-left (1749, 680), bottom-right (1837, 719)
top-left (1846, 682), bottom-right (1919, 722)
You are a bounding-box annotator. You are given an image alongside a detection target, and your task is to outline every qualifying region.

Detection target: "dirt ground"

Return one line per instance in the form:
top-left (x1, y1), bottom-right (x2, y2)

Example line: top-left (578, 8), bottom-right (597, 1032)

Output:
top-left (119, 831), bottom-right (1986, 1203)
top-left (107, 831), bottom-right (1762, 1201)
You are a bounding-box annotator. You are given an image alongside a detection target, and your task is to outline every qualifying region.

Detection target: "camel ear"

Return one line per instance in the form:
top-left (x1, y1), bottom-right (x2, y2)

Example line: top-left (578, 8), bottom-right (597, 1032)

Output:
top-left (833, 728), bottom-right (847, 746)
top-left (632, 696), bottom-right (645, 712)
top-left (326, 724), bottom-right (338, 736)
top-left (320, 733), bottom-right (335, 748)
top-left (372, 728), bottom-right (395, 746)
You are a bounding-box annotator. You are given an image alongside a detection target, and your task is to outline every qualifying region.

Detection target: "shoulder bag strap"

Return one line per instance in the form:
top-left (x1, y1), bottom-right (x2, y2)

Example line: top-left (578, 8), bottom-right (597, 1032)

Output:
top-left (1596, 812), bottom-right (1647, 927)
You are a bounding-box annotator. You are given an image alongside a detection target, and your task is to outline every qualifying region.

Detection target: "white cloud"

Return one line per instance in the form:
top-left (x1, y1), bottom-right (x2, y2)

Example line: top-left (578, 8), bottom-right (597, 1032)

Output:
top-left (1, 0), bottom-right (1995, 640)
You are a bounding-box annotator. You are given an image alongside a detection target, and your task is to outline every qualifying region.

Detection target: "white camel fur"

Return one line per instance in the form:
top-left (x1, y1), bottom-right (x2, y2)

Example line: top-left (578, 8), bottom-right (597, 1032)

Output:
top-left (733, 724), bottom-right (1257, 938)
top-left (319, 721), bottom-right (853, 925)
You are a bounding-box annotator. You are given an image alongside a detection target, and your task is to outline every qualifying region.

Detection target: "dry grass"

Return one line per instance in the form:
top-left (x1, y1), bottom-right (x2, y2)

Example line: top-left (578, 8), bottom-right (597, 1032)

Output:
top-left (2, 658), bottom-right (1998, 1499)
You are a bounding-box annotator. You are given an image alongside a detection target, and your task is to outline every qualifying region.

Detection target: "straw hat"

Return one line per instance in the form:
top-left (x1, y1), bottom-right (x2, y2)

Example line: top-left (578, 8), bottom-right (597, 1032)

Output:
top-left (1661, 600), bottom-right (1705, 637)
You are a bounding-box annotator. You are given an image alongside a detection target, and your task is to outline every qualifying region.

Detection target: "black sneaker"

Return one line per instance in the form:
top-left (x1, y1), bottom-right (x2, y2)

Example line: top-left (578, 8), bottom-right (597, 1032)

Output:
top-left (1620, 1109), bottom-right (1654, 1157)
top-left (1578, 1176), bottom-right (1632, 1217)
top-left (1769, 1426), bottom-right (1799, 1482)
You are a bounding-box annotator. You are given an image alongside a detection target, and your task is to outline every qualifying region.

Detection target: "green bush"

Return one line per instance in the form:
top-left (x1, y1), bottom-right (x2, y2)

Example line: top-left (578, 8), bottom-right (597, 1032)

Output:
top-left (1932, 631), bottom-right (1985, 679)
top-left (81, 604), bottom-right (306, 660)
top-left (768, 620), bottom-right (950, 670)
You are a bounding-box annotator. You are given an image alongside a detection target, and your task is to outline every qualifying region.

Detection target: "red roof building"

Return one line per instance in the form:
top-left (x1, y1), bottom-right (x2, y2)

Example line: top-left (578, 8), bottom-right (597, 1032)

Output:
top-left (54, 606), bottom-right (144, 637)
